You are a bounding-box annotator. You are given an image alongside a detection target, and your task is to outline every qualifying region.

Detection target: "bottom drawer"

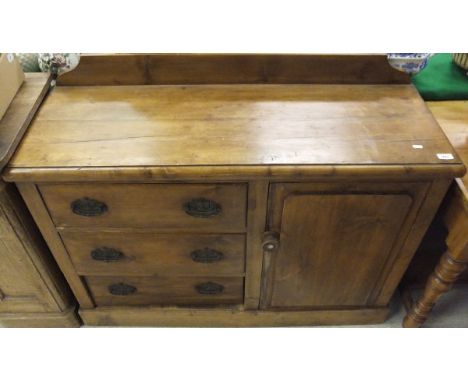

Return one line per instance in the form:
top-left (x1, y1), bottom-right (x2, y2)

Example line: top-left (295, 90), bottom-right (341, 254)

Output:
top-left (85, 276), bottom-right (244, 307)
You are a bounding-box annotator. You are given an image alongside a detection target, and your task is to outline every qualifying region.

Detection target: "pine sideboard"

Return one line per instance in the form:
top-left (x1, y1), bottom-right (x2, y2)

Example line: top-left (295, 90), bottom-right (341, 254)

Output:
top-left (3, 55), bottom-right (465, 326)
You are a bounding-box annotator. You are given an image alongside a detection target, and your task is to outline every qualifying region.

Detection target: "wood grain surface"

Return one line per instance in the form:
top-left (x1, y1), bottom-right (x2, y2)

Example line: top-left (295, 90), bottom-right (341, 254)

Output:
top-left (6, 84), bottom-right (461, 175)
top-left (0, 72), bottom-right (80, 327)
top-left (0, 73), bottom-right (51, 169)
top-left (38, 183), bottom-right (247, 230)
top-left (0, 182), bottom-right (72, 314)
top-left (85, 276), bottom-right (244, 306)
top-left (60, 231), bottom-right (245, 276)
top-left (57, 54), bottom-right (410, 86)
top-left (267, 193), bottom-right (412, 308)
top-left (79, 305), bottom-right (389, 327)
top-left (16, 183), bottom-right (95, 309)
top-left (427, 101), bottom-right (468, 198)
top-left (0, 307), bottom-right (80, 328)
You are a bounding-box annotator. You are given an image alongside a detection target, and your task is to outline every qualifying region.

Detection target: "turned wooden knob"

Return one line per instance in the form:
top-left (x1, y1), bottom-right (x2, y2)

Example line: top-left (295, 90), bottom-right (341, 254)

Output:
top-left (262, 231), bottom-right (280, 252)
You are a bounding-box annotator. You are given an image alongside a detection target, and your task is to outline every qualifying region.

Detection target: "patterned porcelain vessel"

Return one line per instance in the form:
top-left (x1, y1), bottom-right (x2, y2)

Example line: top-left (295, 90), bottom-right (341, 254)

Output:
top-left (16, 53), bottom-right (40, 72)
top-left (38, 53), bottom-right (80, 76)
top-left (387, 53), bottom-right (433, 74)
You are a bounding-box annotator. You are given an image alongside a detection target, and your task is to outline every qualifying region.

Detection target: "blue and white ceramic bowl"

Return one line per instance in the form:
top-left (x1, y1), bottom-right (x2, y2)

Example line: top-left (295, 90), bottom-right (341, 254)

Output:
top-left (387, 53), bottom-right (433, 74)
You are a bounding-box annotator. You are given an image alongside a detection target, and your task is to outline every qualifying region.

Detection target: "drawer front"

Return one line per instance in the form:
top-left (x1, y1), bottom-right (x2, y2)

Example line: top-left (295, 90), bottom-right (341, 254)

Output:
top-left (61, 232), bottom-right (245, 276)
top-left (39, 183), bottom-right (247, 230)
top-left (85, 276), bottom-right (244, 306)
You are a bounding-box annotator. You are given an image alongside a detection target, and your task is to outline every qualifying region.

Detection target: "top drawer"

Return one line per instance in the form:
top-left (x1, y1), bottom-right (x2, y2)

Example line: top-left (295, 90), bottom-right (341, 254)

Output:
top-left (38, 183), bottom-right (247, 230)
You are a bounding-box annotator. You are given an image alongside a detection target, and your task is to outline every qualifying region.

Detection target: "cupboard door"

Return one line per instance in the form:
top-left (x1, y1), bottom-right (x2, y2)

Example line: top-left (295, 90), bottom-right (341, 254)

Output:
top-left (263, 184), bottom-right (415, 309)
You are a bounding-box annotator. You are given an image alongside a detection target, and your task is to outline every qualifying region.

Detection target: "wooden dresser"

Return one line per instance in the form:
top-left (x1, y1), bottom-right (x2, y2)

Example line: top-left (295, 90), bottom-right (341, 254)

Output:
top-left (3, 55), bottom-right (465, 326)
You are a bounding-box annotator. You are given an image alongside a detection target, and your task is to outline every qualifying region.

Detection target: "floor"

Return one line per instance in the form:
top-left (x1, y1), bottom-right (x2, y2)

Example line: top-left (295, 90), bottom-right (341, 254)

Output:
top-left (348, 284), bottom-right (468, 328)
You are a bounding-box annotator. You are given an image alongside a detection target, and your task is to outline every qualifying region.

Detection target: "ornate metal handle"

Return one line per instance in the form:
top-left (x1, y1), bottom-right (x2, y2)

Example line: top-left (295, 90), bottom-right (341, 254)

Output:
top-left (191, 248), bottom-right (224, 263)
top-left (71, 197), bottom-right (108, 217)
top-left (108, 283), bottom-right (137, 296)
top-left (91, 247), bottom-right (124, 262)
top-left (195, 282), bottom-right (224, 295)
top-left (262, 231), bottom-right (280, 253)
top-left (183, 198), bottom-right (221, 218)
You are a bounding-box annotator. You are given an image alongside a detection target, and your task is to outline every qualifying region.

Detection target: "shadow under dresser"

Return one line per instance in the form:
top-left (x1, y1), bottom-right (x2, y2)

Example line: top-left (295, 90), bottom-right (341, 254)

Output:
top-left (2, 55), bottom-right (465, 326)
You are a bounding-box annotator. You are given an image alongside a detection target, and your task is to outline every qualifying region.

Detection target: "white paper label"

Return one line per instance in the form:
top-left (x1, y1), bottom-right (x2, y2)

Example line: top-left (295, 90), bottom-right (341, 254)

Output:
top-left (412, 144), bottom-right (423, 149)
top-left (437, 153), bottom-right (454, 160)
top-left (7, 53), bottom-right (14, 63)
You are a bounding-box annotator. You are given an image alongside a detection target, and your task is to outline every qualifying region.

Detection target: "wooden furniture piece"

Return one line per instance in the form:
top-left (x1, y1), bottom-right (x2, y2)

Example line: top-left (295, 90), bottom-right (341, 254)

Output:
top-left (3, 55), bottom-right (465, 327)
top-left (0, 73), bottom-right (79, 327)
top-left (403, 101), bottom-right (468, 328)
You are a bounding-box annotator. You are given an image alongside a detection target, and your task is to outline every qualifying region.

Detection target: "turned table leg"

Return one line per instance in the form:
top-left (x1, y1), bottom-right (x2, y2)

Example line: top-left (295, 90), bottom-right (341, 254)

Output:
top-left (403, 250), bottom-right (468, 328)
top-left (403, 180), bottom-right (468, 328)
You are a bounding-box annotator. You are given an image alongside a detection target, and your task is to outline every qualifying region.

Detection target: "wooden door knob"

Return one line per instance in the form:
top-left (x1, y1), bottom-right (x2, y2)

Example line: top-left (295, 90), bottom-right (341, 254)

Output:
top-left (262, 231), bottom-right (280, 252)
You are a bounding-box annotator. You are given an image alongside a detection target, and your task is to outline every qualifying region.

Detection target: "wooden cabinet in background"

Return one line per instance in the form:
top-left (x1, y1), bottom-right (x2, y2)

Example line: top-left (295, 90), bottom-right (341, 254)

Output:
top-left (0, 74), bottom-right (79, 327)
top-left (0, 182), bottom-right (78, 327)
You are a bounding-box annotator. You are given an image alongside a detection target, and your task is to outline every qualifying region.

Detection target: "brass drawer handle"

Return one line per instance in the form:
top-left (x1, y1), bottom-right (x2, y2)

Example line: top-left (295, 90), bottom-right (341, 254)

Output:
top-left (191, 248), bottom-right (224, 263)
top-left (183, 198), bottom-right (221, 218)
top-left (195, 282), bottom-right (224, 295)
top-left (71, 197), bottom-right (108, 217)
top-left (91, 247), bottom-right (124, 262)
top-left (108, 283), bottom-right (137, 296)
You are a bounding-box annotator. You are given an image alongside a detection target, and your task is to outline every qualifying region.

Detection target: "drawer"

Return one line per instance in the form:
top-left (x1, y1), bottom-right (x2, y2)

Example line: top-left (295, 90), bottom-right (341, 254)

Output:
top-left (61, 231), bottom-right (245, 276)
top-left (85, 276), bottom-right (244, 306)
top-left (39, 183), bottom-right (247, 230)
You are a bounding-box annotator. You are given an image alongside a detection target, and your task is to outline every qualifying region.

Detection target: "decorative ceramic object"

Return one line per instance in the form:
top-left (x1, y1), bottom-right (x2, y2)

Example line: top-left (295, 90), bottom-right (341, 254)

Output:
top-left (38, 53), bottom-right (80, 76)
top-left (387, 53), bottom-right (433, 74)
top-left (16, 53), bottom-right (40, 72)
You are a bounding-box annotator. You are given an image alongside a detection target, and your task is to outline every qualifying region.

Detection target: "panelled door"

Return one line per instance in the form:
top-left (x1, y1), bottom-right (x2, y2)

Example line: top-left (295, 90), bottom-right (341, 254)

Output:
top-left (261, 182), bottom-right (427, 309)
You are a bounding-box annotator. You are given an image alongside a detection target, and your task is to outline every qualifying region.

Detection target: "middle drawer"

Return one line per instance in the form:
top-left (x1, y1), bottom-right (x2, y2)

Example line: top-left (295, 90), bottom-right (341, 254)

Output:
top-left (61, 231), bottom-right (246, 276)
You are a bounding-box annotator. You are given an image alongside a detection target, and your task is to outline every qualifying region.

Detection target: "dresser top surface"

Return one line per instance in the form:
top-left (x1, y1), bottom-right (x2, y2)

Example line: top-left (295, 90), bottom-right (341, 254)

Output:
top-left (6, 84), bottom-right (463, 174)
